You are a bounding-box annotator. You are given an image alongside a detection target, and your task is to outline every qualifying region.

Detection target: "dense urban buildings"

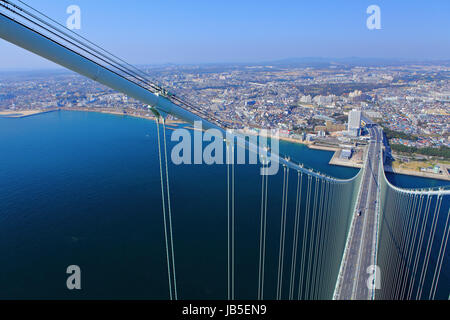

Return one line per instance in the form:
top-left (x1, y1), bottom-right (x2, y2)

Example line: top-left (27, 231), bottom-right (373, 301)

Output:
top-left (1, 61), bottom-right (449, 157)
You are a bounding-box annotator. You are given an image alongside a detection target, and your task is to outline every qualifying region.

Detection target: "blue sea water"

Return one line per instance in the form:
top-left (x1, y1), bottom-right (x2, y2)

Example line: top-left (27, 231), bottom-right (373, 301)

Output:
top-left (0, 110), bottom-right (447, 299)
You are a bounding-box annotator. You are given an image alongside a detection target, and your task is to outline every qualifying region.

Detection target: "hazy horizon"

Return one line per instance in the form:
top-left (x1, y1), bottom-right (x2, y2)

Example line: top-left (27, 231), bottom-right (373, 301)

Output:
top-left (1, 56), bottom-right (449, 73)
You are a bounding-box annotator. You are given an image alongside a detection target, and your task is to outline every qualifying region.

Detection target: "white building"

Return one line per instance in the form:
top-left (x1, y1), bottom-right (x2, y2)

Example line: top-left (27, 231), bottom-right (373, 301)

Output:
top-left (347, 109), bottom-right (361, 137)
top-left (313, 95), bottom-right (335, 106)
top-left (349, 90), bottom-right (362, 98)
top-left (300, 95), bottom-right (312, 104)
top-left (340, 149), bottom-right (353, 159)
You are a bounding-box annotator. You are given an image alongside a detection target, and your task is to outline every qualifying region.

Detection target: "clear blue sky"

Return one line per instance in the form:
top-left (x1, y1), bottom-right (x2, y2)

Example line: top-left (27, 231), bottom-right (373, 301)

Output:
top-left (0, 0), bottom-right (449, 70)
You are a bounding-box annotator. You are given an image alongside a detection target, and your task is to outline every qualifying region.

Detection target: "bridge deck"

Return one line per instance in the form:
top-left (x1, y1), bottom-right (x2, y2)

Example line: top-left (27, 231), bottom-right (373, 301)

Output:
top-left (336, 125), bottom-right (382, 300)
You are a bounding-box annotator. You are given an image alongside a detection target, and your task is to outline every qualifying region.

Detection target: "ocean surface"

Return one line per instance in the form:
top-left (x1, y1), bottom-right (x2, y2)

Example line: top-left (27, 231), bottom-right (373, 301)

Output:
top-left (0, 110), bottom-right (448, 299)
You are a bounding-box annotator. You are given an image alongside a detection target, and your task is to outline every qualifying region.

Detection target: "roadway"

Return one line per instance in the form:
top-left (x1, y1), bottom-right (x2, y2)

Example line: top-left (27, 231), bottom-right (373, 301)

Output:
top-left (336, 123), bottom-right (382, 300)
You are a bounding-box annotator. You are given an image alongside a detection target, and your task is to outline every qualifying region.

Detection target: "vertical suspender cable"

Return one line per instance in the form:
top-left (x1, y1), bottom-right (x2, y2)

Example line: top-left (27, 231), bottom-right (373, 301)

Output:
top-left (408, 193), bottom-right (432, 299)
top-left (261, 161), bottom-right (269, 299)
top-left (232, 145), bottom-right (235, 300)
top-left (226, 142), bottom-right (235, 300)
top-left (399, 193), bottom-right (416, 298)
top-left (276, 165), bottom-right (286, 299)
top-left (315, 180), bottom-right (329, 299)
top-left (392, 193), bottom-right (413, 299)
top-left (311, 180), bottom-right (325, 299)
top-left (390, 191), bottom-right (407, 300)
top-left (162, 118), bottom-right (178, 300)
top-left (429, 208), bottom-right (450, 300)
top-left (404, 192), bottom-right (423, 300)
top-left (402, 194), bottom-right (424, 299)
top-left (156, 117), bottom-right (175, 300)
top-left (277, 165), bottom-right (289, 299)
top-left (289, 171), bottom-right (302, 300)
top-left (298, 175), bottom-right (312, 300)
top-left (226, 143), bottom-right (230, 300)
top-left (258, 160), bottom-right (268, 300)
top-left (417, 193), bottom-right (443, 299)
top-left (399, 193), bottom-right (419, 299)
top-left (387, 190), bottom-right (402, 299)
top-left (258, 167), bottom-right (265, 300)
top-left (326, 181), bottom-right (336, 298)
top-left (306, 177), bottom-right (319, 299)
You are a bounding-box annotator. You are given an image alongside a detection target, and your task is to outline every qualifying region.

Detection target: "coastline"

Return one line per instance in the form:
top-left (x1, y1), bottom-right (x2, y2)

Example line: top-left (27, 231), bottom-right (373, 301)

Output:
top-left (0, 108), bottom-right (58, 118)
top-left (384, 164), bottom-right (450, 182)
top-left (2, 108), bottom-right (448, 183)
top-left (59, 107), bottom-right (188, 125)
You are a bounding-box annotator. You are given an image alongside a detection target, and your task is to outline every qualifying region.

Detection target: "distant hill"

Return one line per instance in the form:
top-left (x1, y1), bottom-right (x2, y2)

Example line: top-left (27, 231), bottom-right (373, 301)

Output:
top-left (260, 57), bottom-right (450, 68)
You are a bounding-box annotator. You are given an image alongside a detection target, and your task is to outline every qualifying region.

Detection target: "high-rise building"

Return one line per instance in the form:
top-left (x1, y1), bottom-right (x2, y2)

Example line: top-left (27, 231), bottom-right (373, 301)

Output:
top-left (347, 109), bottom-right (361, 136)
top-left (300, 95), bottom-right (312, 104)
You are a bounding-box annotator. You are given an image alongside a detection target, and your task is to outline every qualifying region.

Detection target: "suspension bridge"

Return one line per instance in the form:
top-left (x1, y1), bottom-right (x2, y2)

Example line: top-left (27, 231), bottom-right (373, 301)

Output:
top-left (0, 0), bottom-right (449, 300)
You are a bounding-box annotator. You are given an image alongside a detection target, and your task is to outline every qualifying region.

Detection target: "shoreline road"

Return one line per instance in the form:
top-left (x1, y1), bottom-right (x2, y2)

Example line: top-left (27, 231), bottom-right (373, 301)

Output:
top-left (336, 124), bottom-right (382, 300)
